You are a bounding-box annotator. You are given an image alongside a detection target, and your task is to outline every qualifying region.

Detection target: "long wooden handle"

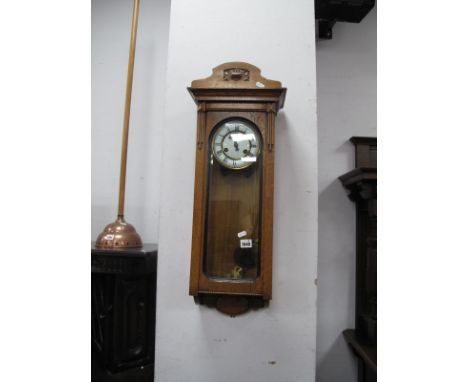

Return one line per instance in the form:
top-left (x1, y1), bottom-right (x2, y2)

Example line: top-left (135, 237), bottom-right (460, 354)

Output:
top-left (118, 0), bottom-right (140, 218)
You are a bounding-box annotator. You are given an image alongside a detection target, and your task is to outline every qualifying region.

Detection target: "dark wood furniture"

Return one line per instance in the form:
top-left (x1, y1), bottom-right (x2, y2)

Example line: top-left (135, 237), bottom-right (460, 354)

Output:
top-left (316, 0), bottom-right (376, 39)
top-left (340, 137), bottom-right (377, 382)
top-left (91, 243), bottom-right (157, 382)
top-left (187, 62), bottom-right (286, 316)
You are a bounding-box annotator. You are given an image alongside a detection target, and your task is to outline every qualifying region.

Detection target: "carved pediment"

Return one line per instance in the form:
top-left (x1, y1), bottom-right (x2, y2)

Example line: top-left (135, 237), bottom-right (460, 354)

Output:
top-left (191, 62), bottom-right (282, 89)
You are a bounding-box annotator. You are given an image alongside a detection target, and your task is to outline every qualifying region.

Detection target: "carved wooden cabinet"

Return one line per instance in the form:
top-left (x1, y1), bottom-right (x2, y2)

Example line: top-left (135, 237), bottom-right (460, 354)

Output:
top-left (340, 137), bottom-right (377, 382)
top-left (91, 244), bottom-right (157, 382)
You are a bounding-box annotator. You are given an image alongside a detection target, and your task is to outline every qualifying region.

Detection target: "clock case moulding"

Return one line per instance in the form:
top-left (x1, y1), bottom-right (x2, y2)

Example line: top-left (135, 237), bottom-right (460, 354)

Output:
top-left (187, 62), bottom-right (287, 316)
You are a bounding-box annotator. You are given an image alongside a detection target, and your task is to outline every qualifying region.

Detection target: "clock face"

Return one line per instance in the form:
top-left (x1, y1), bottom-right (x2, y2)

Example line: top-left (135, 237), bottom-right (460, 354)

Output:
top-left (211, 120), bottom-right (261, 170)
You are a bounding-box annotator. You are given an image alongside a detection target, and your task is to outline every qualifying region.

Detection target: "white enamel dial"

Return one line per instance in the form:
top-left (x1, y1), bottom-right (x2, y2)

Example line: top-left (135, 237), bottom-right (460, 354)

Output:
top-left (211, 120), bottom-right (262, 170)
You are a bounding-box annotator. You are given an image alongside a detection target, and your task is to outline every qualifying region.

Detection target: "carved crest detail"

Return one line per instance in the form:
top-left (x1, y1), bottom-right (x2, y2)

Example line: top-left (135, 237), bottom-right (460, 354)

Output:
top-left (223, 68), bottom-right (250, 81)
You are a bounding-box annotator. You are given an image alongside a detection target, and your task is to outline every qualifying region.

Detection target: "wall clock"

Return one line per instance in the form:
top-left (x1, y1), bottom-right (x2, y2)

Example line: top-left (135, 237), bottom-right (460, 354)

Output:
top-left (188, 62), bottom-right (286, 316)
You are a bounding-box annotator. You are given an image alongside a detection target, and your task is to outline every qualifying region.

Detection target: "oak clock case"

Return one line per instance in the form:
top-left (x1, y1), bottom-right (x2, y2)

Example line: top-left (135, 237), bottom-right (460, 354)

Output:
top-left (188, 62), bottom-right (286, 316)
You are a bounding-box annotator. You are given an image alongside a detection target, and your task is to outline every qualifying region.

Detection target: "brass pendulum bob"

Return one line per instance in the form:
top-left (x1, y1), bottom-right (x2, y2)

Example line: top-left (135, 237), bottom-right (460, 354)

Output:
top-left (96, 0), bottom-right (142, 249)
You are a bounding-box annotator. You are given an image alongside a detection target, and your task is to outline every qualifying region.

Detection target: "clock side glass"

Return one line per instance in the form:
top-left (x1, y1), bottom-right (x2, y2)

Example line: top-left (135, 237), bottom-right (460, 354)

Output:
top-left (204, 119), bottom-right (263, 281)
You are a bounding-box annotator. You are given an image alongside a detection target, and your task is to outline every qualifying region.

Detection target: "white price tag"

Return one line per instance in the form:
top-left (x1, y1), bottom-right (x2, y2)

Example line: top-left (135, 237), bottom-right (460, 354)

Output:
top-left (237, 230), bottom-right (247, 238)
top-left (240, 239), bottom-right (252, 248)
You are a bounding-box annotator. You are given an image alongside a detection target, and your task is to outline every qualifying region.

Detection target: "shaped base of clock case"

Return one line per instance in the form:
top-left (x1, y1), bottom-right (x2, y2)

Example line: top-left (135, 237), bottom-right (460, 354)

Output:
top-left (194, 293), bottom-right (267, 316)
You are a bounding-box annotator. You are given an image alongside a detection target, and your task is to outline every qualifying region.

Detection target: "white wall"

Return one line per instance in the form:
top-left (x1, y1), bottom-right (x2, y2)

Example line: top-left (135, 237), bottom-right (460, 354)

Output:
top-left (315, 8), bottom-right (377, 382)
top-left (91, 0), bottom-right (171, 243)
top-left (156, 1), bottom-right (318, 381)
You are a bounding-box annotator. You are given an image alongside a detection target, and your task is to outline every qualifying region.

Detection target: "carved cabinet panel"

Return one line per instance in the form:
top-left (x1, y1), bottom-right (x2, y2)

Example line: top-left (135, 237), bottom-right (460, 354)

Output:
top-left (91, 244), bottom-right (157, 382)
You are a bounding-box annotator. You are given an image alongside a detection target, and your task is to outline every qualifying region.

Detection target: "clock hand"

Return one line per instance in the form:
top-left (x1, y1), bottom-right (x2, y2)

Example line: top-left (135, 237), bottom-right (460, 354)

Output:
top-left (234, 141), bottom-right (239, 151)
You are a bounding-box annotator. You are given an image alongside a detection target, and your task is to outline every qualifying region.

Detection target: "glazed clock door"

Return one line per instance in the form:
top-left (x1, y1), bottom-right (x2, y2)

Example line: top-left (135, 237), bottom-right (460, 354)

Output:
top-left (204, 118), bottom-right (263, 281)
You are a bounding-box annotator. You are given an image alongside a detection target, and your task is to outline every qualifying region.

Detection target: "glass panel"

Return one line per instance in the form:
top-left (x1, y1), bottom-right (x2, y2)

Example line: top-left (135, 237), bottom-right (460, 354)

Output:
top-left (204, 120), bottom-right (262, 281)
